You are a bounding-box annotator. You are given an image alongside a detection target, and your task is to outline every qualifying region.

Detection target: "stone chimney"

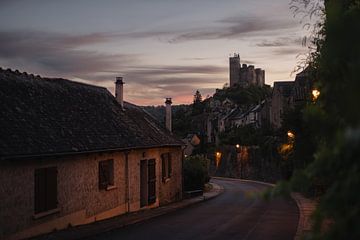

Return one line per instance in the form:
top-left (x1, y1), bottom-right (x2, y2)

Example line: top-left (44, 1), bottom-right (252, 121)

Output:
top-left (165, 98), bottom-right (172, 132)
top-left (115, 77), bottom-right (124, 109)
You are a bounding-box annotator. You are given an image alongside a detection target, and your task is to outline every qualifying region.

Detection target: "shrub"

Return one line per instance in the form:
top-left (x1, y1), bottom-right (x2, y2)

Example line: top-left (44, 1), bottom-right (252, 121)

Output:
top-left (183, 155), bottom-right (210, 191)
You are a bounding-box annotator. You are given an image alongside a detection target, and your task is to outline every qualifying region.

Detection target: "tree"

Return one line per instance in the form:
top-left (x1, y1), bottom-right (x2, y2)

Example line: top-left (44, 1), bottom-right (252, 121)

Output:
top-left (192, 90), bottom-right (204, 115)
top-left (276, 1), bottom-right (360, 239)
top-left (193, 90), bottom-right (202, 104)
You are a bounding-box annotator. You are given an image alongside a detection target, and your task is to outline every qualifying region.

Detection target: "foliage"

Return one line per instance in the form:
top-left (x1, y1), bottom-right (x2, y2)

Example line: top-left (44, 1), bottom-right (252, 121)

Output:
top-left (183, 155), bottom-right (210, 191)
top-left (274, 0), bottom-right (360, 239)
top-left (192, 90), bottom-right (205, 115)
top-left (219, 125), bottom-right (262, 146)
top-left (214, 84), bottom-right (271, 106)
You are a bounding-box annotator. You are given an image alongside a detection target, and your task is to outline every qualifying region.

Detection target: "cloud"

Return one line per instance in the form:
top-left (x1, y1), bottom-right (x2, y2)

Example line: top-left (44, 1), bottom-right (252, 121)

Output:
top-left (0, 30), bottom-right (227, 105)
top-left (255, 37), bottom-right (303, 47)
top-left (167, 15), bottom-right (299, 43)
top-left (0, 31), bottom-right (137, 77)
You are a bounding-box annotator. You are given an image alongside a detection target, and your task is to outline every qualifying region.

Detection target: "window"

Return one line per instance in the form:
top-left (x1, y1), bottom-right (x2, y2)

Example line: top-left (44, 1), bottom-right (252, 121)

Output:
top-left (161, 153), bottom-right (172, 181)
top-left (99, 159), bottom-right (114, 190)
top-left (34, 167), bottom-right (57, 214)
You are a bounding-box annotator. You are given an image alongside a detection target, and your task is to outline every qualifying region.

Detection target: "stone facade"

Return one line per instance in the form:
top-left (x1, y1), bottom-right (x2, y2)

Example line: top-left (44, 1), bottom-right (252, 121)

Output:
top-left (0, 69), bottom-right (184, 240)
top-left (0, 147), bottom-right (182, 240)
top-left (270, 81), bottom-right (295, 129)
top-left (229, 54), bottom-right (265, 87)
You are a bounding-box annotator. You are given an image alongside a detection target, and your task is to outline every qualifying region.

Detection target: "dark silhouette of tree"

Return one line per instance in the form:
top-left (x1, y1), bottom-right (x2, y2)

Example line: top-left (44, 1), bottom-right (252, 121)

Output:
top-left (192, 90), bottom-right (204, 115)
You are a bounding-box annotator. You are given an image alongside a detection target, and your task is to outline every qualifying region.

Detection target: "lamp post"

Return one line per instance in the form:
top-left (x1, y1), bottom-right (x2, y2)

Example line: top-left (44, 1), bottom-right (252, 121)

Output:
top-left (235, 144), bottom-right (242, 178)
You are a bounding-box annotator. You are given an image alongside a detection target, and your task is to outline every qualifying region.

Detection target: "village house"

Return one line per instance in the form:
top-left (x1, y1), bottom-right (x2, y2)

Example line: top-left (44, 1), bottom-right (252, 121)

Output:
top-left (0, 69), bottom-right (184, 240)
top-left (269, 81), bottom-right (295, 129)
top-left (181, 134), bottom-right (201, 157)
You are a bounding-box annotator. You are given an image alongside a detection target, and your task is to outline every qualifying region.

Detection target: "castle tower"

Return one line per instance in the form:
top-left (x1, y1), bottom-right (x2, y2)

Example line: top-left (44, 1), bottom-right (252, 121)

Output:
top-left (229, 53), bottom-right (240, 87)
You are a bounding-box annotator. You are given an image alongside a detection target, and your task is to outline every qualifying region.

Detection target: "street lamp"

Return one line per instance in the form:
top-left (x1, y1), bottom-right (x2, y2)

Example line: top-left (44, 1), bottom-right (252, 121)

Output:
top-left (215, 151), bottom-right (222, 168)
top-left (312, 89), bottom-right (320, 101)
top-left (287, 130), bottom-right (295, 139)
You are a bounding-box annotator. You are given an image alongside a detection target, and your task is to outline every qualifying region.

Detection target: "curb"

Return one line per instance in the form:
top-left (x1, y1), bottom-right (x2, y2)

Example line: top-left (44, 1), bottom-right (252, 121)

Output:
top-left (211, 176), bottom-right (316, 240)
top-left (212, 176), bottom-right (275, 187)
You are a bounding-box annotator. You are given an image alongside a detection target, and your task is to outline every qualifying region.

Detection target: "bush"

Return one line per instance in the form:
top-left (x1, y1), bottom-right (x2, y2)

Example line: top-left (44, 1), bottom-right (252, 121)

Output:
top-left (183, 155), bottom-right (210, 191)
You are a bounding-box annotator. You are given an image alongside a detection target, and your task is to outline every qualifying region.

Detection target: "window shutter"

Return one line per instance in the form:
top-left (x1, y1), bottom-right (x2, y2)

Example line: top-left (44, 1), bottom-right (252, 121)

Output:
top-left (148, 159), bottom-right (156, 204)
top-left (46, 167), bottom-right (57, 211)
top-left (161, 154), bottom-right (166, 180)
top-left (168, 153), bottom-right (172, 177)
top-left (34, 168), bottom-right (46, 214)
top-left (99, 162), bottom-right (108, 189)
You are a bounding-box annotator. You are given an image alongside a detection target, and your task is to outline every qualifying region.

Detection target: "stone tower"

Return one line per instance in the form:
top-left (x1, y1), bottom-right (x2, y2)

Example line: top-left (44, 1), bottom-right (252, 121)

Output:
top-left (229, 54), bottom-right (240, 87)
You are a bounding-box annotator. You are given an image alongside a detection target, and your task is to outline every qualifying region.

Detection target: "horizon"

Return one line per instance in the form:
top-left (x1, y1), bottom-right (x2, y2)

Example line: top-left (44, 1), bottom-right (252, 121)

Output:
top-left (0, 0), bottom-right (311, 105)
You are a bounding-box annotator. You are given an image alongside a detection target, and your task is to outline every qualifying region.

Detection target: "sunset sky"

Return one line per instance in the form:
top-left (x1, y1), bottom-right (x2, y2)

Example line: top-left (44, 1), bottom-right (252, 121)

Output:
top-left (0, 0), bottom-right (310, 105)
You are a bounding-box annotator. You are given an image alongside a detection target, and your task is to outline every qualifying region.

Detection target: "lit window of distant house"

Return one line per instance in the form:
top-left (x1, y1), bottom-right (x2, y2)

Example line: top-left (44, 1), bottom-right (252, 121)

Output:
top-left (161, 153), bottom-right (172, 181)
top-left (34, 167), bottom-right (57, 214)
top-left (99, 159), bottom-right (114, 190)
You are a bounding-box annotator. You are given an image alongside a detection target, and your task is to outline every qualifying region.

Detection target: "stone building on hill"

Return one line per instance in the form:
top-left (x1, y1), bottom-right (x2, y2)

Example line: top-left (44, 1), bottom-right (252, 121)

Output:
top-left (269, 81), bottom-right (295, 129)
top-left (0, 69), bottom-right (183, 240)
top-left (229, 53), bottom-right (265, 87)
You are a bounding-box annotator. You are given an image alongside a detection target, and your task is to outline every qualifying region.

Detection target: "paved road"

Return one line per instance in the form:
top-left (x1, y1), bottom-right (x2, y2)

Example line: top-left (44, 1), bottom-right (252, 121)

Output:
top-left (89, 179), bottom-right (299, 240)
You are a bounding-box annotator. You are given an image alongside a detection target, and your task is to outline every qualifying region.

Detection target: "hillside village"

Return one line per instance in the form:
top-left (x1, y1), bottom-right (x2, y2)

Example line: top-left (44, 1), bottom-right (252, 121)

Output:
top-left (144, 54), bottom-right (313, 180)
top-left (145, 54), bottom-right (312, 143)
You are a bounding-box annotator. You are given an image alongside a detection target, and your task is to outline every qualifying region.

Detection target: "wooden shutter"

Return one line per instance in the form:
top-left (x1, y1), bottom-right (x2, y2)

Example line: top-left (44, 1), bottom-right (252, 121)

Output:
top-left (147, 159), bottom-right (156, 204)
top-left (161, 154), bottom-right (166, 179)
top-left (168, 153), bottom-right (172, 177)
top-left (99, 161), bottom-right (109, 190)
top-left (34, 168), bottom-right (46, 214)
top-left (46, 167), bottom-right (57, 211)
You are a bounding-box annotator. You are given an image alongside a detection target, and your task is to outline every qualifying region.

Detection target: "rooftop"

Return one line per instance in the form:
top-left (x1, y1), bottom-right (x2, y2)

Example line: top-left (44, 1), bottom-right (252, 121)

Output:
top-left (0, 68), bottom-right (182, 160)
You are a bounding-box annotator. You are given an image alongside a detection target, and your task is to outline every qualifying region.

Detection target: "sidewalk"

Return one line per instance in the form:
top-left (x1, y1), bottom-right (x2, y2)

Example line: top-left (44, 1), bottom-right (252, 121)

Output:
top-left (31, 182), bottom-right (224, 240)
top-left (291, 193), bottom-right (317, 240)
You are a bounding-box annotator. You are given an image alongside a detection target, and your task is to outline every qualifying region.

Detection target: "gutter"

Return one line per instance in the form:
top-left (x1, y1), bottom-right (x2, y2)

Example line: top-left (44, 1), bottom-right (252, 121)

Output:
top-left (0, 143), bottom-right (184, 161)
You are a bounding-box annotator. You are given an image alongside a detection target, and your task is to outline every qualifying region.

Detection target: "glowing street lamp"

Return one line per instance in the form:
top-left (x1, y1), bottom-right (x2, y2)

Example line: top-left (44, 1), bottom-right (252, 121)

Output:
top-left (287, 130), bottom-right (295, 139)
top-left (312, 89), bottom-right (320, 101)
top-left (236, 144), bottom-right (240, 149)
top-left (215, 151), bottom-right (222, 168)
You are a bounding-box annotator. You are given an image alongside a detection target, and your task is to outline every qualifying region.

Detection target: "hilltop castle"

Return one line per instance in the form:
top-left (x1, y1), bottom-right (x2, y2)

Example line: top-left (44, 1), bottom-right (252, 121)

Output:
top-left (229, 54), bottom-right (265, 87)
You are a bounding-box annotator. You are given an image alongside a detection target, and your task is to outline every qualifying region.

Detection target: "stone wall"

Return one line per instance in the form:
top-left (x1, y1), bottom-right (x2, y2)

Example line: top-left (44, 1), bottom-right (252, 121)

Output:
top-left (0, 146), bottom-right (182, 239)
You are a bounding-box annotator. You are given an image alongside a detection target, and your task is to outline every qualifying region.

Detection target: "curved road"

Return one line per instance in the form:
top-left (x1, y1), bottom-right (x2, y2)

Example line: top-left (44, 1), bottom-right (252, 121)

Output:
top-left (90, 179), bottom-right (299, 240)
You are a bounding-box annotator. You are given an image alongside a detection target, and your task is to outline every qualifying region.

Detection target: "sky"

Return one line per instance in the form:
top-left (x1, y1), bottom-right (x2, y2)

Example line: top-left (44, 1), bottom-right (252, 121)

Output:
top-left (0, 0), bottom-right (311, 105)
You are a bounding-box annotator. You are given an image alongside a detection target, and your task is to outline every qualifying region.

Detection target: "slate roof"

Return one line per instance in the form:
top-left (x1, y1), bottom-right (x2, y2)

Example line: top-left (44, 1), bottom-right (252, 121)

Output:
top-left (0, 68), bottom-right (183, 160)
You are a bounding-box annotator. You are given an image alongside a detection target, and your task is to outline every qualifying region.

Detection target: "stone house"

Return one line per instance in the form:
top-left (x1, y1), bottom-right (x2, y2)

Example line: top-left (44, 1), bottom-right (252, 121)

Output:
top-left (0, 69), bottom-right (183, 240)
top-left (224, 100), bottom-right (269, 129)
top-left (270, 81), bottom-right (295, 129)
top-left (182, 134), bottom-right (201, 157)
top-left (289, 68), bottom-right (313, 106)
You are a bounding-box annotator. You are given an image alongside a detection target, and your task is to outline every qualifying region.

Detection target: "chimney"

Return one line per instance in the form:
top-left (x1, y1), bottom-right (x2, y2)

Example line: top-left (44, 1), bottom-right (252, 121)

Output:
top-left (165, 98), bottom-right (172, 132)
top-left (115, 77), bottom-right (124, 109)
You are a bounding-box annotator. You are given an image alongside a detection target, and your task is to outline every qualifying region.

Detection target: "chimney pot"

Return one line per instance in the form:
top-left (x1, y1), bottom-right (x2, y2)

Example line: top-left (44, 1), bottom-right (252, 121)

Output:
top-left (165, 98), bottom-right (172, 132)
